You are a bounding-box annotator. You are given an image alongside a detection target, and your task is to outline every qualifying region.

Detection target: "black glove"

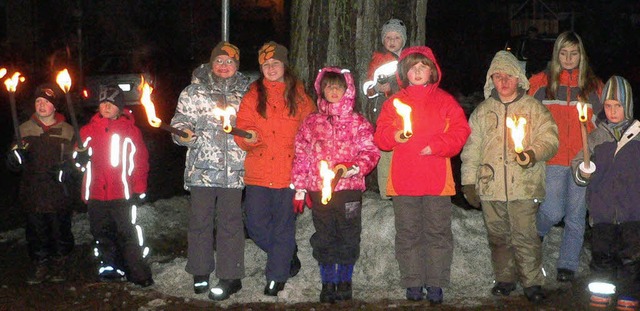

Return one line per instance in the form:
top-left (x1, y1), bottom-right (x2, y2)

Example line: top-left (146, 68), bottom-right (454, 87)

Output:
top-left (48, 160), bottom-right (76, 183)
top-left (462, 184), bottom-right (481, 209)
top-left (5, 148), bottom-right (27, 172)
top-left (73, 148), bottom-right (91, 171)
top-left (517, 150), bottom-right (536, 168)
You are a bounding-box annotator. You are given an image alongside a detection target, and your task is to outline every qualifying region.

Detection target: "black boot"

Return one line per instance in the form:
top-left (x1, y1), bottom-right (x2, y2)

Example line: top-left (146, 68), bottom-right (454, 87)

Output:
top-left (336, 282), bottom-right (352, 301)
top-left (523, 285), bottom-right (546, 303)
top-left (556, 268), bottom-right (575, 282)
top-left (320, 283), bottom-right (336, 303)
top-left (491, 282), bottom-right (516, 296)
top-left (193, 274), bottom-right (210, 294)
top-left (264, 280), bottom-right (286, 296)
top-left (208, 279), bottom-right (242, 301)
top-left (290, 245), bottom-right (301, 277)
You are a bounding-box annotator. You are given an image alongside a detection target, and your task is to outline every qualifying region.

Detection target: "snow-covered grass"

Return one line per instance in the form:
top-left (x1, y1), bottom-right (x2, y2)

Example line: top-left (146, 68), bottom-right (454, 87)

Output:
top-left (0, 191), bottom-right (590, 307)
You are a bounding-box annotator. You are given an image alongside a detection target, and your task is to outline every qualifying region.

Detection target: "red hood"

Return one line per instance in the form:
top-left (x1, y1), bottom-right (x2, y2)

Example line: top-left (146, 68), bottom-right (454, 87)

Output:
top-left (396, 46), bottom-right (442, 92)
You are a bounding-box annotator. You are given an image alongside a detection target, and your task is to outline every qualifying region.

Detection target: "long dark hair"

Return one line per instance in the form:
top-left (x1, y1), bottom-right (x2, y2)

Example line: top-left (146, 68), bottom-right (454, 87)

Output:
top-left (256, 66), bottom-right (301, 118)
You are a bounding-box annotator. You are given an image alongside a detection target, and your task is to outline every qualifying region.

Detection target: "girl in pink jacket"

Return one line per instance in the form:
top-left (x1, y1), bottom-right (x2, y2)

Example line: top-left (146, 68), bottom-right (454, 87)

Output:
top-left (291, 67), bottom-right (380, 303)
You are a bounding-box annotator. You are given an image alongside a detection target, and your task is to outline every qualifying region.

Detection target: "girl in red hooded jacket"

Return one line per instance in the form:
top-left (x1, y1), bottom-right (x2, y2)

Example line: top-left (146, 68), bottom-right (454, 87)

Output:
top-left (374, 46), bottom-right (470, 304)
top-left (78, 84), bottom-right (152, 287)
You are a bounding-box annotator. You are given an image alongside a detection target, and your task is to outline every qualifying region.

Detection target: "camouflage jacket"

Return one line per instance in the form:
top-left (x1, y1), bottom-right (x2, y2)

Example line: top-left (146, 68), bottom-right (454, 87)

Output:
top-left (170, 64), bottom-right (251, 190)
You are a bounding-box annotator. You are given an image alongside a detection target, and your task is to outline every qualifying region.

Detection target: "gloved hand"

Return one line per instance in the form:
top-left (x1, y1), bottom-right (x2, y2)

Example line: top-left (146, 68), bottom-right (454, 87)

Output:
top-left (462, 184), bottom-right (481, 209)
top-left (293, 189), bottom-right (312, 214)
top-left (178, 128), bottom-right (196, 143)
top-left (49, 160), bottom-right (76, 183)
top-left (517, 150), bottom-right (536, 168)
top-left (73, 147), bottom-right (91, 171)
top-left (5, 147), bottom-right (27, 172)
top-left (335, 162), bottom-right (360, 178)
top-left (578, 161), bottom-right (596, 179)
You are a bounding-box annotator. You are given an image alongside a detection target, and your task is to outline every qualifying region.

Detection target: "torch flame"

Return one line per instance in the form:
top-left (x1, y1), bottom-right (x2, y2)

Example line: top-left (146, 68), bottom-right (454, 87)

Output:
top-left (393, 99), bottom-right (413, 138)
top-left (506, 116), bottom-right (527, 153)
top-left (139, 76), bottom-right (162, 128)
top-left (56, 69), bottom-right (72, 93)
top-left (4, 72), bottom-right (23, 93)
top-left (576, 102), bottom-right (588, 123)
top-left (213, 106), bottom-right (238, 133)
top-left (0, 68), bottom-right (6, 79)
top-left (319, 160), bottom-right (336, 205)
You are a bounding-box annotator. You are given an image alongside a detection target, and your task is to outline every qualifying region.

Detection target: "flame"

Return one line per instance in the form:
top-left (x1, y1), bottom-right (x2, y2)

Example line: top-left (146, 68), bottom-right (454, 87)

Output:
top-left (319, 160), bottom-right (336, 204)
top-left (0, 68), bottom-right (6, 79)
top-left (4, 72), bottom-right (24, 93)
top-left (576, 102), bottom-right (588, 123)
top-left (393, 99), bottom-right (413, 138)
top-left (506, 116), bottom-right (527, 153)
top-left (139, 76), bottom-right (162, 128)
top-left (212, 106), bottom-right (237, 132)
top-left (56, 69), bottom-right (72, 93)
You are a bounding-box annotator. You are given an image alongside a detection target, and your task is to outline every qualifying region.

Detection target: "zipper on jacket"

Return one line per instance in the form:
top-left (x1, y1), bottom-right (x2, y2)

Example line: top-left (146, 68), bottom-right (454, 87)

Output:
top-left (222, 86), bottom-right (229, 187)
top-left (502, 104), bottom-right (510, 202)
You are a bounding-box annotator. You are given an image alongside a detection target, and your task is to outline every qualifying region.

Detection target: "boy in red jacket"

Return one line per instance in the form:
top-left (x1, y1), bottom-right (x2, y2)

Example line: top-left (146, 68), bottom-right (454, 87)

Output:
top-left (77, 84), bottom-right (152, 287)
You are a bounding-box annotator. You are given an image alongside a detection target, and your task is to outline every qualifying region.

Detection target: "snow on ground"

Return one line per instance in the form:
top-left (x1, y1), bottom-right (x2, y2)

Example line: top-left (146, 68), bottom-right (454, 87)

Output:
top-left (0, 191), bottom-right (590, 307)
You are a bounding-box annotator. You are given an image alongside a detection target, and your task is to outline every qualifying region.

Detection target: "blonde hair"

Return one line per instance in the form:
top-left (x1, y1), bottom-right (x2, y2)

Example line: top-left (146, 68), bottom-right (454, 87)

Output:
top-left (546, 31), bottom-right (599, 101)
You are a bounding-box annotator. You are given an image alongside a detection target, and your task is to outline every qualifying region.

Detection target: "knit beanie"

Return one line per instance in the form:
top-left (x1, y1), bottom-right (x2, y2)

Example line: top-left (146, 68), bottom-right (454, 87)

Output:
top-left (210, 41), bottom-right (240, 65)
top-left (483, 50), bottom-right (530, 99)
top-left (381, 18), bottom-right (407, 47)
top-left (601, 75), bottom-right (633, 121)
top-left (99, 84), bottom-right (125, 110)
top-left (258, 41), bottom-right (288, 65)
top-left (34, 83), bottom-right (63, 111)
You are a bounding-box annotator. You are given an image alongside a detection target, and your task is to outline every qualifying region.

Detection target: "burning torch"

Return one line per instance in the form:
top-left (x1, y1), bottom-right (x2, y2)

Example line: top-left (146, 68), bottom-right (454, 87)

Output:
top-left (4, 71), bottom-right (26, 149)
top-left (319, 160), bottom-right (336, 204)
top-left (139, 78), bottom-right (188, 138)
top-left (56, 69), bottom-right (82, 143)
top-left (393, 99), bottom-right (413, 141)
top-left (213, 106), bottom-right (253, 139)
top-left (506, 116), bottom-right (532, 166)
top-left (576, 102), bottom-right (596, 175)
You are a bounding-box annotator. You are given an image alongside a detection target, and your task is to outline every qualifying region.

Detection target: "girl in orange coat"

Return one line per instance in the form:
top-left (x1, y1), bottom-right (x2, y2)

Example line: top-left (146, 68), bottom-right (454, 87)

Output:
top-left (234, 41), bottom-right (315, 296)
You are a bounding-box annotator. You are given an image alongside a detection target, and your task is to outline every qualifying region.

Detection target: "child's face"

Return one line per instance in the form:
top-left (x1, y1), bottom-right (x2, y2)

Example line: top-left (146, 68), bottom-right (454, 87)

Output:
top-left (35, 97), bottom-right (55, 119)
top-left (99, 101), bottom-right (120, 120)
top-left (407, 62), bottom-right (432, 86)
top-left (383, 31), bottom-right (403, 54)
top-left (491, 72), bottom-right (519, 101)
top-left (211, 55), bottom-right (238, 79)
top-left (323, 84), bottom-right (346, 103)
top-left (559, 44), bottom-right (580, 70)
top-left (260, 58), bottom-right (285, 82)
top-left (604, 99), bottom-right (624, 124)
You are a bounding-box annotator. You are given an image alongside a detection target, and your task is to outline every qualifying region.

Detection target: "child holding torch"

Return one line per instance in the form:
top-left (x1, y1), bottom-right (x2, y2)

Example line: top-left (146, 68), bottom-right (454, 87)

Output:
top-left (291, 67), bottom-right (380, 303)
top-left (169, 41), bottom-right (250, 300)
top-left (234, 41), bottom-right (315, 296)
top-left (5, 83), bottom-right (76, 285)
top-left (78, 84), bottom-right (153, 287)
top-left (460, 51), bottom-right (558, 303)
top-left (374, 46), bottom-right (470, 304)
top-left (571, 76), bottom-right (640, 305)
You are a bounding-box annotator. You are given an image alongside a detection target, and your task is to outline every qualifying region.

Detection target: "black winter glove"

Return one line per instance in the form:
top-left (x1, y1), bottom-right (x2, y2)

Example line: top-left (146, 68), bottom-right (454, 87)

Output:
top-left (73, 148), bottom-right (91, 171)
top-left (517, 150), bottom-right (536, 168)
top-left (5, 148), bottom-right (27, 172)
top-left (48, 160), bottom-right (76, 183)
top-left (462, 184), bottom-right (481, 209)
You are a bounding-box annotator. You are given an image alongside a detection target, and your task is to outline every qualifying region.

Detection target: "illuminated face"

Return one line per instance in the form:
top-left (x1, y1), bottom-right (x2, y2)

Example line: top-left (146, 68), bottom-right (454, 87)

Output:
top-left (99, 101), bottom-right (120, 120)
top-left (492, 72), bottom-right (519, 102)
top-left (383, 31), bottom-right (404, 54)
top-left (323, 84), bottom-right (346, 103)
top-left (559, 44), bottom-right (580, 70)
top-left (260, 58), bottom-right (285, 82)
top-left (604, 99), bottom-right (624, 124)
top-left (211, 55), bottom-right (238, 79)
top-left (407, 62), bottom-right (433, 86)
top-left (35, 97), bottom-right (56, 119)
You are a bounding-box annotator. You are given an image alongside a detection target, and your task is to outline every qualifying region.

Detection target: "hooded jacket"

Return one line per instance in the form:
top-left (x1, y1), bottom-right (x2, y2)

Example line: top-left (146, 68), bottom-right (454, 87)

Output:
top-left (571, 76), bottom-right (640, 224)
top-left (79, 109), bottom-right (148, 201)
top-left (374, 46), bottom-right (470, 196)
top-left (170, 63), bottom-right (250, 190)
top-left (234, 78), bottom-right (315, 189)
top-left (529, 69), bottom-right (602, 166)
top-left (291, 67), bottom-right (380, 191)
top-left (461, 51), bottom-right (559, 201)
top-left (18, 113), bottom-right (74, 212)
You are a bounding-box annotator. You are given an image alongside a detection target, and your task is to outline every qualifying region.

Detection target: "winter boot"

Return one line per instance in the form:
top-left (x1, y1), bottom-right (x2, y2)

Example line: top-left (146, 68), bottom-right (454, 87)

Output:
top-left (491, 282), bottom-right (517, 296)
top-left (264, 280), bottom-right (286, 296)
top-left (336, 264), bottom-right (354, 301)
top-left (208, 279), bottom-right (242, 301)
top-left (406, 287), bottom-right (425, 301)
top-left (523, 285), bottom-right (546, 303)
top-left (98, 265), bottom-right (126, 282)
top-left (290, 245), bottom-right (301, 277)
top-left (556, 268), bottom-right (575, 282)
top-left (193, 274), bottom-right (210, 294)
top-left (26, 261), bottom-right (49, 285)
top-left (319, 263), bottom-right (337, 303)
top-left (48, 256), bottom-right (68, 283)
top-left (426, 286), bottom-right (443, 305)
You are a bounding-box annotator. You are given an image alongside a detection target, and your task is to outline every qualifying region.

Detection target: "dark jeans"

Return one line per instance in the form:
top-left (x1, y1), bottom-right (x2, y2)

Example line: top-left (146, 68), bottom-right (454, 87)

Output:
top-left (26, 211), bottom-right (75, 262)
top-left (88, 199), bottom-right (151, 283)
